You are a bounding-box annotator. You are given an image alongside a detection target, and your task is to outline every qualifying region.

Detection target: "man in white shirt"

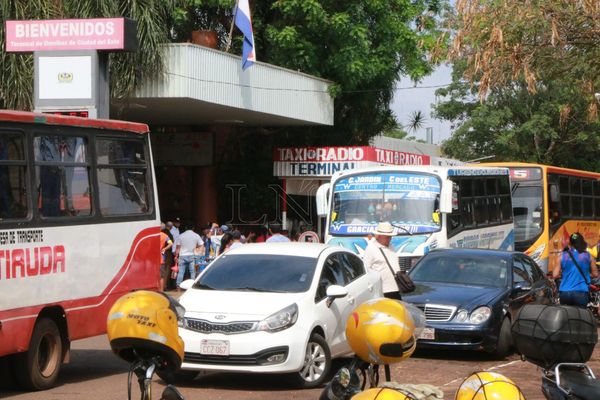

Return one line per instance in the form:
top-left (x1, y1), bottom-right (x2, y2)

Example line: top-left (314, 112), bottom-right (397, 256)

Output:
top-left (363, 222), bottom-right (402, 299)
top-left (266, 224), bottom-right (290, 243)
top-left (228, 230), bottom-right (244, 251)
top-left (174, 222), bottom-right (203, 290)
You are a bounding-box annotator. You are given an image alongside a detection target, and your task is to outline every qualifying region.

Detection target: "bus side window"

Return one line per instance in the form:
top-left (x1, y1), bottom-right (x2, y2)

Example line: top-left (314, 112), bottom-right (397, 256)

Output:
top-left (34, 136), bottom-right (91, 218)
top-left (0, 131), bottom-right (28, 220)
top-left (96, 138), bottom-right (150, 216)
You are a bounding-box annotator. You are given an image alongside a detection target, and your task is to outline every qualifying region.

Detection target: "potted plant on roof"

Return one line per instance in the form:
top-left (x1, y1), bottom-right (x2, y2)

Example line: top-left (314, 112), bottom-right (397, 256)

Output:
top-left (172, 0), bottom-right (235, 50)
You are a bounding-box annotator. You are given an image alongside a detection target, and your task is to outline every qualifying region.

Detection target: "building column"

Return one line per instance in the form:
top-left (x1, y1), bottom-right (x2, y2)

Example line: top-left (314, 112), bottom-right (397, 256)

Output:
top-left (192, 166), bottom-right (218, 228)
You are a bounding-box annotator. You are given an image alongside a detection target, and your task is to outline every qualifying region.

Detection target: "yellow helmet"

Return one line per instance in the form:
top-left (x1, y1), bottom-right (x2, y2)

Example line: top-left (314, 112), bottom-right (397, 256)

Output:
top-left (107, 290), bottom-right (185, 371)
top-left (352, 388), bottom-right (413, 400)
top-left (345, 298), bottom-right (416, 365)
top-left (455, 372), bottom-right (526, 400)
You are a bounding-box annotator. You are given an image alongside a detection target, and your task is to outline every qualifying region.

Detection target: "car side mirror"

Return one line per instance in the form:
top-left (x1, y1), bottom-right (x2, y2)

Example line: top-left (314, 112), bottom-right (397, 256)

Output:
top-left (325, 285), bottom-right (348, 307)
top-left (513, 281), bottom-right (532, 293)
top-left (549, 184), bottom-right (559, 203)
top-left (179, 279), bottom-right (194, 290)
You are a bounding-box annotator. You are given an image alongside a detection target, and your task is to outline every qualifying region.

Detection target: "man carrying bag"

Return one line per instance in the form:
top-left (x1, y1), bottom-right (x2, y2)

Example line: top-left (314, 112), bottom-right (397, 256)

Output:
top-left (364, 222), bottom-right (415, 300)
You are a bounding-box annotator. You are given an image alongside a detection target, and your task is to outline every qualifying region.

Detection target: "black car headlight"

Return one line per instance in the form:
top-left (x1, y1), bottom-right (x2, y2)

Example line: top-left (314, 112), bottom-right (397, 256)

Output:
top-left (454, 307), bottom-right (491, 324)
top-left (469, 306), bottom-right (492, 324)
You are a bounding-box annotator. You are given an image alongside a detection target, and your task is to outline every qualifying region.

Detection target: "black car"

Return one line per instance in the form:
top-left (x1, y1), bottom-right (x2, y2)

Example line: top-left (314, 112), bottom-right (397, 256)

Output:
top-left (403, 248), bottom-right (555, 358)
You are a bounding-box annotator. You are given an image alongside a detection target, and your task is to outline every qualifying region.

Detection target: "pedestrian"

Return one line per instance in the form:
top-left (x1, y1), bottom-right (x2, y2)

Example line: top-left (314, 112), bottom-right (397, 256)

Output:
top-left (363, 221), bottom-right (402, 300)
top-left (218, 232), bottom-right (234, 255)
top-left (174, 221), bottom-right (203, 291)
top-left (254, 226), bottom-right (268, 243)
top-left (168, 218), bottom-right (181, 256)
top-left (553, 232), bottom-right (599, 308)
top-left (266, 224), bottom-right (290, 243)
top-left (229, 230), bottom-right (244, 251)
top-left (159, 228), bottom-right (173, 291)
top-left (245, 230), bottom-right (257, 243)
top-left (161, 225), bottom-right (175, 289)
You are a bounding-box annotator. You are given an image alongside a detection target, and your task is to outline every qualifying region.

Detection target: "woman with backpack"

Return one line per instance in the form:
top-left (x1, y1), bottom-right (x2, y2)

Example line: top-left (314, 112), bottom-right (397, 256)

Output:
top-left (552, 232), bottom-right (599, 307)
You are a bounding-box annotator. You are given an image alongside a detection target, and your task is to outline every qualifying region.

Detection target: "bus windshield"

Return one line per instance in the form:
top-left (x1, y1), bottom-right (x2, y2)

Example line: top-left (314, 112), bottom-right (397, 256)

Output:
top-left (330, 171), bottom-right (441, 235)
top-left (512, 184), bottom-right (543, 243)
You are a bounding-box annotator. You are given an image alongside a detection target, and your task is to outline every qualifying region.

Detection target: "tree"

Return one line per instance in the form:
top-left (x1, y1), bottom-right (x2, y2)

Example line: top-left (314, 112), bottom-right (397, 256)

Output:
top-left (447, 0), bottom-right (600, 111)
top-left (255, 0), bottom-right (447, 144)
top-left (434, 61), bottom-right (600, 171)
top-left (384, 127), bottom-right (410, 140)
top-left (405, 110), bottom-right (427, 134)
top-left (0, 0), bottom-right (179, 110)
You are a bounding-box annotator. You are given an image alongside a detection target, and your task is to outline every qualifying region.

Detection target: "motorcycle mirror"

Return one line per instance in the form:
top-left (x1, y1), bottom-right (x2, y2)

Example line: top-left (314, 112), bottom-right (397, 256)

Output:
top-left (160, 384), bottom-right (185, 400)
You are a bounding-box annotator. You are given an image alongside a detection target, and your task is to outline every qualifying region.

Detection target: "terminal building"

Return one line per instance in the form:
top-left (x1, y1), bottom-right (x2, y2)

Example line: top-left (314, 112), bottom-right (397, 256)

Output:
top-left (112, 43), bottom-right (334, 226)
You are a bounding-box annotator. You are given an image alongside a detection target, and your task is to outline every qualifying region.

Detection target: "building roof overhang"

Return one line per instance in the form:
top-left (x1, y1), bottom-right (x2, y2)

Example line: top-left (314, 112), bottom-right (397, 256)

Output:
top-left (112, 44), bottom-right (334, 127)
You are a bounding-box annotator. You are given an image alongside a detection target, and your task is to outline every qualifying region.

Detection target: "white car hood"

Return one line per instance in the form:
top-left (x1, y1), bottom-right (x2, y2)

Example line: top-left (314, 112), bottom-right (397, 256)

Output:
top-left (179, 288), bottom-right (304, 322)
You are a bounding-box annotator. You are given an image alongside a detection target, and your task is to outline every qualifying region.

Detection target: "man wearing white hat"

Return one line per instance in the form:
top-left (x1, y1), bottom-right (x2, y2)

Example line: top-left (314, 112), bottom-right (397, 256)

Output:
top-left (363, 221), bottom-right (402, 300)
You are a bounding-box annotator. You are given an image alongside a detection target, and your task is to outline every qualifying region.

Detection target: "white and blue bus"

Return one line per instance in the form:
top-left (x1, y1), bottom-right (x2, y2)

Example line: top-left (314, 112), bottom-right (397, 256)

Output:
top-left (316, 165), bottom-right (515, 270)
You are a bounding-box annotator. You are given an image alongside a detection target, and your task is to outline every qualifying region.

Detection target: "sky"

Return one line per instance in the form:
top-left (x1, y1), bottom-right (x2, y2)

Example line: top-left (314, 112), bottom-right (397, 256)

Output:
top-left (391, 63), bottom-right (454, 145)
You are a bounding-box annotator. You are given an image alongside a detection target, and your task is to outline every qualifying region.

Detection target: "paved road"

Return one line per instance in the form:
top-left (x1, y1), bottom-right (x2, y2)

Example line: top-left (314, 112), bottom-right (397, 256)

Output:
top-left (2, 333), bottom-right (599, 400)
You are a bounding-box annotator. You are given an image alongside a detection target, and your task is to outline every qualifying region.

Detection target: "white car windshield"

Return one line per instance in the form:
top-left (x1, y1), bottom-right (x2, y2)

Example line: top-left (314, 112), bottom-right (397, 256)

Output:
top-left (194, 254), bottom-right (316, 293)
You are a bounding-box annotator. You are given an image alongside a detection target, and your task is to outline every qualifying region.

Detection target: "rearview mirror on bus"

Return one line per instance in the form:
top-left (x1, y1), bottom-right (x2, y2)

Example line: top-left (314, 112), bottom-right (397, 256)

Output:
top-left (316, 183), bottom-right (330, 217)
top-left (549, 184), bottom-right (559, 203)
top-left (439, 180), bottom-right (453, 213)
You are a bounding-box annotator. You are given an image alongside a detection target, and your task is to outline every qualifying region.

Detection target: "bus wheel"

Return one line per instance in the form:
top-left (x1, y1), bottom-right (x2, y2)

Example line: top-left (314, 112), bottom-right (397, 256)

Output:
top-left (15, 318), bottom-right (63, 390)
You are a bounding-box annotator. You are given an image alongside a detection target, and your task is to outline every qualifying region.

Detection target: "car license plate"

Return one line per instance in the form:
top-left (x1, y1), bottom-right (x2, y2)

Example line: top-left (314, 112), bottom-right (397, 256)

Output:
top-left (200, 339), bottom-right (230, 356)
top-left (417, 327), bottom-right (435, 340)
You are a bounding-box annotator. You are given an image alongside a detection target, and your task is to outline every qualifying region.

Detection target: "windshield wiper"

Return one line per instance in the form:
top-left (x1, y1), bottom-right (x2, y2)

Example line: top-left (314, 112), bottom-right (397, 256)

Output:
top-left (194, 283), bottom-right (215, 290)
top-left (226, 286), bottom-right (272, 292)
top-left (391, 223), bottom-right (413, 236)
top-left (511, 182), bottom-right (520, 195)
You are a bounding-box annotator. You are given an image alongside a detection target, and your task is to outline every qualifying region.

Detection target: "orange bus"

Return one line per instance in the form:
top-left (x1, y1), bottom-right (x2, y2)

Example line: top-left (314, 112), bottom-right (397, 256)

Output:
top-left (482, 162), bottom-right (600, 274)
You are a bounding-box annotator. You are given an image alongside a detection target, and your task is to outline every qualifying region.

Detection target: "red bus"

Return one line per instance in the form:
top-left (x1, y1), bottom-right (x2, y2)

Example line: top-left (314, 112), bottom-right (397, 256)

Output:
top-left (0, 111), bottom-right (160, 390)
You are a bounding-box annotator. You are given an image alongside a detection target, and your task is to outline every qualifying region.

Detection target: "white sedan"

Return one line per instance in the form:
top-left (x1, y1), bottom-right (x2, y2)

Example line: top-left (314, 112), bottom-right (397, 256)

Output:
top-left (175, 243), bottom-right (383, 388)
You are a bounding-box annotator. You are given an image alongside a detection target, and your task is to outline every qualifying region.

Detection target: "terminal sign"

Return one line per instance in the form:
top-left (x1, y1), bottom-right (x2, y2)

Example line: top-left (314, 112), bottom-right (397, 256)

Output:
top-left (5, 18), bottom-right (138, 52)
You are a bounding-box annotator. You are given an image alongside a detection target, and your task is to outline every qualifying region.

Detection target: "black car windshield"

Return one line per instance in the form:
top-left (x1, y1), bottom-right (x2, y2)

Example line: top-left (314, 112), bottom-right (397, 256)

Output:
top-left (409, 253), bottom-right (509, 288)
top-left (193, 254), bottom-right (316, 293)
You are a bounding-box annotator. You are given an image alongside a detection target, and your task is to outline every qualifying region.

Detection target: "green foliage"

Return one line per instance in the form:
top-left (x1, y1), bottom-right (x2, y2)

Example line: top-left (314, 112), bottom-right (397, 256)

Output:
top-left (0, 0), bottom-right (180, 110)
top-left (251, 0), bottom-right (447, 143)
top-left (383, 128), bottom-right (410, 140)
top-left (434, 62), bottom-right (600, 171)
top-left (171, 0), bottom-right (234, 48)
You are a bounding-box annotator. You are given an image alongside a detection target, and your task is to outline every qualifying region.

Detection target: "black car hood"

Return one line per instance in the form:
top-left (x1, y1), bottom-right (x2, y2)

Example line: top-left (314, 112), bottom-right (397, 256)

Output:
top-left (403, 281), bottom-right (508, 310)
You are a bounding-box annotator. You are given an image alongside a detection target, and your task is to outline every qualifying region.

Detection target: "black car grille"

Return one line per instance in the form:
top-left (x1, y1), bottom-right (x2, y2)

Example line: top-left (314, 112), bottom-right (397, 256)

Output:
top-left (185, 318), bottom-right (256, 335)
top-left (416, 304), bottom-right (456, 322)
top-left (184, 346), bottom-right (289, 366)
